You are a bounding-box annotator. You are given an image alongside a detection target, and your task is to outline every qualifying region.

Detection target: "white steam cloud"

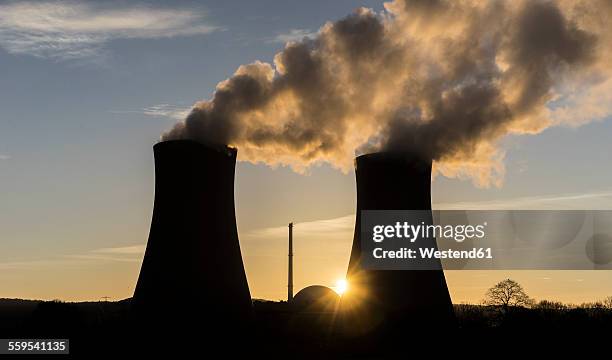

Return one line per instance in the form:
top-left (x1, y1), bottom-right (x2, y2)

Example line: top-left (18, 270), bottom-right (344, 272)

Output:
top-left (163, 0), bottom-right (612, 187)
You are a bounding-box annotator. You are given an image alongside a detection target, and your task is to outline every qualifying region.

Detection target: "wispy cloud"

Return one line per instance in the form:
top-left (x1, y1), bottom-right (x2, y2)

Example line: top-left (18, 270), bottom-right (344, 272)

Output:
top-left (246, 215), bottom-right (354, 240)
top-left (269, 29), bottom-right (316, 44)
top-left (0, 1), bottom-right (220, 61)
top-left (0, 244), bottom-right (145, 270)
top-left (242, 215), bottom-right (354, 260)
top-left (92, 245), bottom-right (146, 255)
top-left (65, 244), bottom-right (145, 262)
top-left (0, 154), bottom-right (10, 160)
top-left (436, 190), bottom-right (612, 210)
top-left (142, 104), bottom-right (191, 120)
top-left (110, 104), bottom-right (192, 120)
top-left (64, 254), bottom-right (142, 263)
top-left (0, 259), bottom-right (64, 270)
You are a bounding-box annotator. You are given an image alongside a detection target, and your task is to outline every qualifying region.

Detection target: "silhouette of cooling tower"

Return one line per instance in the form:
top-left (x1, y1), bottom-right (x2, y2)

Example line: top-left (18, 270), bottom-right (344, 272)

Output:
top-left (340, 152), bottom-right (455, 337)
top-left (132, 140), bottom-right (252, 330)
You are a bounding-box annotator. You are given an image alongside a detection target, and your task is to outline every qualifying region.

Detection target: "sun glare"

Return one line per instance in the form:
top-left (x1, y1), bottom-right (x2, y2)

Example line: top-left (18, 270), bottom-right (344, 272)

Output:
top-left (335, 279), bottom-right (348, 295)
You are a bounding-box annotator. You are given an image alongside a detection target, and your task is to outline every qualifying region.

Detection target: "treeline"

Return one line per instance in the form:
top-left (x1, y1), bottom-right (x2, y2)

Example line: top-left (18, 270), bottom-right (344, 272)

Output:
top-left (457, 278), bottom-right (612, 330)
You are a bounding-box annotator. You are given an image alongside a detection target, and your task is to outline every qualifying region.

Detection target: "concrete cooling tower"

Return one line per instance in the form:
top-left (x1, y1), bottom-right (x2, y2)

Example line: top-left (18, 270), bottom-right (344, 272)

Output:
top-left (132, 140), bottom-right (252, 332)
top-left (339, 152), bottom-right (455, 338)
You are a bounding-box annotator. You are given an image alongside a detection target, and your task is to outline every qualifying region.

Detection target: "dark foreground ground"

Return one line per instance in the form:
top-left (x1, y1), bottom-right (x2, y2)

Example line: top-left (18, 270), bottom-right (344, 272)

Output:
top-left (1, 298), bottom-right (611, 357)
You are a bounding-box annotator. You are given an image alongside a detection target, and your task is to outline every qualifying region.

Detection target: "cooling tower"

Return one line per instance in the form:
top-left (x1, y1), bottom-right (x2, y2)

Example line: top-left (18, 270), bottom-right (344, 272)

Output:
top-left (132, 140), bottom-right (252, 331)
top-left (339, 152), bottom-right (455, 338)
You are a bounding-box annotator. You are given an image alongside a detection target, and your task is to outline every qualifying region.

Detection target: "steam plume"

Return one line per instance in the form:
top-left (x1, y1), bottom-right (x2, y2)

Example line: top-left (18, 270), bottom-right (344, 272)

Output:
top-left (163, 0), bottom-right (611, 187)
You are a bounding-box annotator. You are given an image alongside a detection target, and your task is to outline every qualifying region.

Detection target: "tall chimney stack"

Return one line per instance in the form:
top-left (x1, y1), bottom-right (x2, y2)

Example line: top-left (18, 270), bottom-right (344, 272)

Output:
top-left (132, 140), bottom-right (252, 333)
top-left (288, 222), bottom-right (294, 303)
top-left (339, 152), bottom-right (455, 338)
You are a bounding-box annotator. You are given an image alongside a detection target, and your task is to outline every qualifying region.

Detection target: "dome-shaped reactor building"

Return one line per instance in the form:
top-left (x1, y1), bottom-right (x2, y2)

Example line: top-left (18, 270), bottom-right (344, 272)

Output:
top-left (292, 285), bottom-right (340, 313)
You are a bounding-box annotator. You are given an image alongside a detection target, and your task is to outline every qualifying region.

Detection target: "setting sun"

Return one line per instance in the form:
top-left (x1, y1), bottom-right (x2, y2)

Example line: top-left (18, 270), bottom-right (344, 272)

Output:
top-left (335, 279), bottom-right (348, 295)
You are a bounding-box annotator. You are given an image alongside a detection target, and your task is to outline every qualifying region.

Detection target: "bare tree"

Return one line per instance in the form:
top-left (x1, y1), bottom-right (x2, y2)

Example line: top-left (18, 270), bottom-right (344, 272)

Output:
top-left (484, 279), bottom-right (534, 312)
top-left (535, 299), bottom-right (567, 311)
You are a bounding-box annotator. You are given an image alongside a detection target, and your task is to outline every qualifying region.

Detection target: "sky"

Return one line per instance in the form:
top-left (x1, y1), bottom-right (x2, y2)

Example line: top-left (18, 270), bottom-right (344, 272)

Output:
top-left (1, 0), bottom-right (612, 304)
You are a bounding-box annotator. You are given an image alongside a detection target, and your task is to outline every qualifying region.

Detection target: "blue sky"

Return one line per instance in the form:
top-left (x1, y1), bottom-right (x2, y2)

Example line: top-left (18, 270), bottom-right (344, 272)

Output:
top-left (1, 0), bottom-right (612, 301)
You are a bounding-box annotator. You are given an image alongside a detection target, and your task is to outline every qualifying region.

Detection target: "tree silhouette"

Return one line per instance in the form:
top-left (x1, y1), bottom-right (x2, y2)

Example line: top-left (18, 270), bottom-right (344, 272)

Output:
top-left (484, 279), bottom-right (533, 312)
top-left (602, 296), bottom-right (612, 310)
